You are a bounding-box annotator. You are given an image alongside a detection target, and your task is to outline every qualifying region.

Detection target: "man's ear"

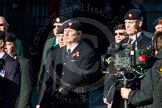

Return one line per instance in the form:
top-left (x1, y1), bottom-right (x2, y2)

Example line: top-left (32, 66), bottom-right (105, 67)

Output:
top-left (78, 31), bottom-right (82, 35)
top-left (138, 20), bottom-right (143, 28)
top-left (0, 41), bottom-right (4, 47)
top-left (135, 20), bottom-right (142, 28)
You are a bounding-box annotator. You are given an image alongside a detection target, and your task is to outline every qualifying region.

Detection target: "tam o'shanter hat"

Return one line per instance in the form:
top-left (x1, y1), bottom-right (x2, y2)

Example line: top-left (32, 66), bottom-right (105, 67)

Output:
top-left (124, 9), bottom-right (142, 20)
top-left (153, 17), bottom-right (162, 27)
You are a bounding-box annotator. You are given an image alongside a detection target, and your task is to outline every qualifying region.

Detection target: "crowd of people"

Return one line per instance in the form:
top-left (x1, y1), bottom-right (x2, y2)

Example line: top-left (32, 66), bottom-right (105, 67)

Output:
top-left (0, 0), bottom-right (162, 108)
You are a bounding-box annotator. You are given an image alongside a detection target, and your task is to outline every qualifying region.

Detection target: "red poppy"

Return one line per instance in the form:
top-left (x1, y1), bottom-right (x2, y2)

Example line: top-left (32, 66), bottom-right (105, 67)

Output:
top-left (72, 51), bottom-right (80, 57)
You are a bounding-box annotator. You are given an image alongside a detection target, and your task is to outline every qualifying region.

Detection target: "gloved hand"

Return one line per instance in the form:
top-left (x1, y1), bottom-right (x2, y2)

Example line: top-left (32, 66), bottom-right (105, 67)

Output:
top-left (58, 86), bottom-right (69, 95)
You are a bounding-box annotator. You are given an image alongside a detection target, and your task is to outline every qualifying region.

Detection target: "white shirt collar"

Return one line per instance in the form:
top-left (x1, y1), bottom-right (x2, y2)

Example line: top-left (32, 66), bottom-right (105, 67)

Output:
top-left (56, 37), bottom-right (59, 45)
top-left (67, 43), bottom-right (79, 53)
top-left (0, 51), bottom-right (6, 58)
top-left (129, 32), bottom-right (142, 44)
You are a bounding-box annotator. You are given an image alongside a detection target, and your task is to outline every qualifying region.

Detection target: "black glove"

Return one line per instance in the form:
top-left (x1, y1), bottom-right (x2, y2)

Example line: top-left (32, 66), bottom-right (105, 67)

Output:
top-left (58, 86), bottom-right (69, 95)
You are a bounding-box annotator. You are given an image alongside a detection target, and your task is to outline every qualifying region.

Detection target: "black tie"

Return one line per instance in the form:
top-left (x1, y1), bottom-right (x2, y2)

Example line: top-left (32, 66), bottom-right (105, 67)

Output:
top-left (67, 49), bottom-right (71, 54)
top-left (126, 38), bottom-right (133, 49)
top-left (66, 49), bottom-right (71, 58)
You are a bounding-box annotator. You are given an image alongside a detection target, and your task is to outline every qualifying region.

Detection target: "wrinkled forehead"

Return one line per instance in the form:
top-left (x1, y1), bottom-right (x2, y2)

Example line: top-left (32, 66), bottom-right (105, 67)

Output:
top-left (0, 18), bottom-right (5, 24)
top-left (155, 24), bottom-right (162, 28)
top-left (64, 28), bottom-right (77, 31)
top-left (125, 19), bottom-right (137, 23)
top-left (115, 29), bottom-right (126, 33)
top-left (53, 22), bottom-right (62, 26)
top-left (5, 41), bottom-right (15, 46)
top-left (6, 41), bottom-right (13, 44)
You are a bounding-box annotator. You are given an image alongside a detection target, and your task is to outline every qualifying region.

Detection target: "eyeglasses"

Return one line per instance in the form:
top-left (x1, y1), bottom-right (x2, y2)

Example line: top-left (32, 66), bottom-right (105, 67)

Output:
top-left (0, 23), bottom-right (4, 26)
top-left (114, 33), bottom-right (125, 36)
top-left (53, 23), bottom-right (62, 28)
top-left (53, 25), bottom-right (61, 28)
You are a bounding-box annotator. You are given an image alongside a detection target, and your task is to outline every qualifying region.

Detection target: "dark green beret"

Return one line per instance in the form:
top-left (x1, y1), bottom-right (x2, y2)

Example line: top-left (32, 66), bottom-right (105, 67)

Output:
top-left (51, 16), bottom-right (67, 24)
top-left (153, 17), bottom-right (162, 27)
top-left (124, 9), bottom-right (142, 20)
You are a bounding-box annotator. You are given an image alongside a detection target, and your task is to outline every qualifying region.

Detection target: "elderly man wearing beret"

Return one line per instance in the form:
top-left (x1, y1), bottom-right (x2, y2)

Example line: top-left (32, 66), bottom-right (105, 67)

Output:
top-left (36, 19), bottom-right (97, 108)
top-left (119, 9), bottom-right (152, 48)
top-left (119, 9), bottom-right (154, 108)
top-left (103, 9), bottom-right (153, 108)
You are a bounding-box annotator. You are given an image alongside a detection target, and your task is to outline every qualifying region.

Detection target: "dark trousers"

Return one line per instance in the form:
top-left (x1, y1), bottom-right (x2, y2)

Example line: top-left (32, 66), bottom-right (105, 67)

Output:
top-left (42, 91), bottom-right (89, 108)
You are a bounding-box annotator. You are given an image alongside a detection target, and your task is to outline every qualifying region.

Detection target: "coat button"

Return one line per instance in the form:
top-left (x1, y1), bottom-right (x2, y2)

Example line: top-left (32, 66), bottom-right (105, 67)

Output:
top-left (62, 72), bottom-right (64, 75)
top-left (64, 63), bottom-right (66, 65)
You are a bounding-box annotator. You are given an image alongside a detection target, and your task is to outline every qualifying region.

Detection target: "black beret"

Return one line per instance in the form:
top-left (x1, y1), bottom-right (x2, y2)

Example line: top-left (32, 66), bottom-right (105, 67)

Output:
top-left (124, 9), bottom-right (142, 20)
top-left (113, 24), bottom-right (125, 33)
top-left (5, 32), bottom-right (16, 42)
top-left (62, 19), bottom-right (82, 31)
top-left (153, 17), bottom-right (162, 27)
top-left (52, 16), bottom-right (67, 24)
top-left (56, 25), bottom-right (64, 34)
top-left (0, 31), bottom-right (5, 40)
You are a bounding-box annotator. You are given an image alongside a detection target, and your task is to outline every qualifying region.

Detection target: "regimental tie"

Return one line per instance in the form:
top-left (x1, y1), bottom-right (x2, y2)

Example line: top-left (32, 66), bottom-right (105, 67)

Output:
top-left (126, 38), bottom-right (133, 49)
top-left (67, 49), bottom-right (71, 58)
top-left (67, 49), bottom-right (71, 54)
top-left (127, 38), bottom-right (133, 44)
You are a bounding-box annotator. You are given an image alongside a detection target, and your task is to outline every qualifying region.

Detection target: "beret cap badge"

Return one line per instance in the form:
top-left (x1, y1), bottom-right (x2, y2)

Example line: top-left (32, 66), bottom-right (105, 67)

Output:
top-left (56, 17), bottom-right (61, 23)
top-left (68, 22), bottom-right (73, 27)
top-left (128, 14), bottom-right (132, 20)
top-left (62, 19), bottom-right (82, 31)
top-left (158, 19), bottom-right (162, 25)
top-left (124, 9), bottom-right (142, 20)
top-left (5, 35), bottom-right (8, 41)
